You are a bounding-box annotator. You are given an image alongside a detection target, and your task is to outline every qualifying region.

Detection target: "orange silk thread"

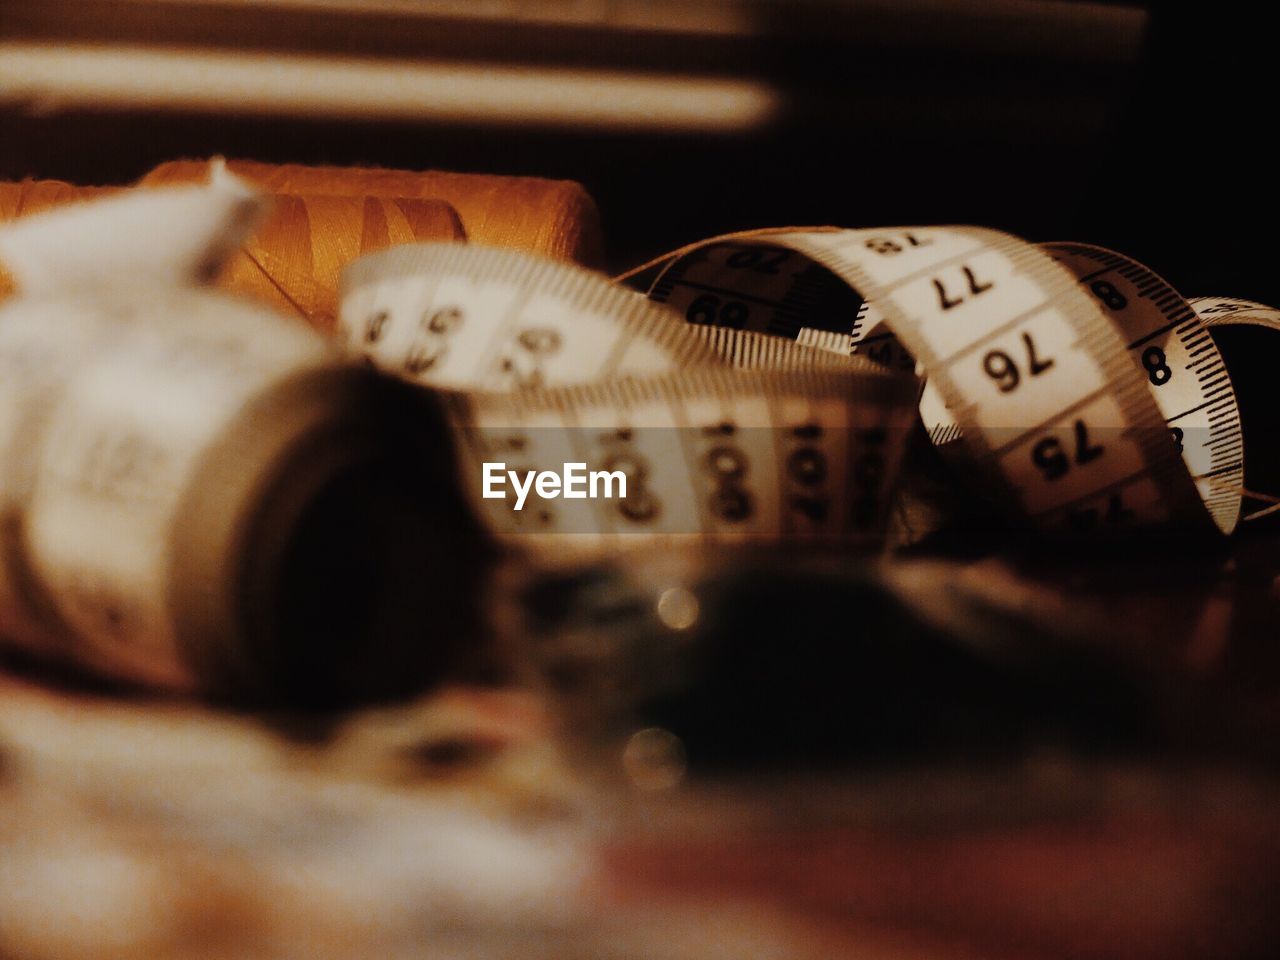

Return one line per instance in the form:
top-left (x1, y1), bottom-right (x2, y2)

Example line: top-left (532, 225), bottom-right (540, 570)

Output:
top-left (142, 158), bottom-right (606, 269)
top-left (0, 180), bottom-right (464, 331)
top-left (226, 193), bottom-right (464, 331)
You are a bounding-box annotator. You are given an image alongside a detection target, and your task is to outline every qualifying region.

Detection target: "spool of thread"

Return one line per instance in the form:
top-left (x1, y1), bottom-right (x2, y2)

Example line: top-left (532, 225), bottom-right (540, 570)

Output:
top-left (0, 181), bottom-right (119, 298)
top-left (142, 158), bottom-right (607, 269)
top-left (0, 181), bottom-right (465, 331)
top-left (212, 192), bottom-right (464, 332)
top-left (0, 179), bottom-right (115, 220)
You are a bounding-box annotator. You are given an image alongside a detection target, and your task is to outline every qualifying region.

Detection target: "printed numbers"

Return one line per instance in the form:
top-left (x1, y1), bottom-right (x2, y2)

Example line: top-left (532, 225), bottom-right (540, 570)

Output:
top-left (705, 444), bottom-right (753, 522)
top-left (404, 342), bottom-right (442, 375)
top-left (982, 349), bottom-right (1018, 392)
top-left (933, 266), bottom-right (993, 311)
top-left (424, 306), bottom-right (463, 334)
top-left (864, 233), bottom-right (932, 256)
top-left (1089, 280), bottom-right (1128, 310)
top-left (686, 293), bottom-right (749, 329)
top-left (787, 424), bottom-right (829, 523)
top-left (517, 327), bottom-right (562, 355)
top-left (1169, 426), bottom-right (1184, 452)
top-left (1141, 345), bottom-right (1172, 386)
top-left (724, 247), bottom-right (790, 274)
top-left (404, 306), bottom-right (466, 375)
top-left (607, 453), bottom-right (658, 522)
top-left (1032, 437), bottom-right (1069, 480)
top-left (76, 432), bottom-right (167, 503)
top-left (786, 447), bottom-right (827, 487)
top-left (1031, 419), bottom-right (1104, 481)
top-left (498, 325), bottom-right (563, 388)
top-left (699, 423), bottom-right (752, 523)
top-left (982, 332), bottom-right (1055, 393)
top-left (601, 430), bottom-right (660, 524)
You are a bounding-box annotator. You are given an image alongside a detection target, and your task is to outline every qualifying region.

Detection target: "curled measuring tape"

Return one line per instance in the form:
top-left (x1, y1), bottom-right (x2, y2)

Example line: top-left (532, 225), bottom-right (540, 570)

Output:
top-left (634, 228), bottom-right (1246, 536)
top-left (905, 242), bottom-right (1244, 533)
top-left (1188, 296), bottom-right (1280, 523)
top-left (339, 243), bottom-right (920, 551)
top-left (341, 226), bottom-right (1270, 542)
top-left (0, 177), bottom-right (489, 702)
top-left (5, 166), bottom-right (1273, 699)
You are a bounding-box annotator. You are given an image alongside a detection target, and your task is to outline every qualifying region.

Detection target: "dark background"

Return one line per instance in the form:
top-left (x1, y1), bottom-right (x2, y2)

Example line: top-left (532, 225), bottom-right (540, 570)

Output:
top-left (1, 2), bottom-right (1272, 302)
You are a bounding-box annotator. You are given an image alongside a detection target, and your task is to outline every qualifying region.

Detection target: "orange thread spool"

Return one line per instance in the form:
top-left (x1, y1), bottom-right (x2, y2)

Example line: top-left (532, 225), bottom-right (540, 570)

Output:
top-left (143, 158), bottom-right (606, 269)
top-left (218, 193), bottom-right (463, 331)
top-left (0, 180), bottom-right (117, 297)
top-left (0, 179), bottom-right (115, 220)
top-left (0, 180), bottom-right (464, 331)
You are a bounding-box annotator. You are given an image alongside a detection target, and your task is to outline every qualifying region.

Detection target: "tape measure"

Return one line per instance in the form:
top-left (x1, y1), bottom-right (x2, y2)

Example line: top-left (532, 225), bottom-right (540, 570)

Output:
top-left (0, 179), bottom-right (492, 702)
top-left (339, 243), bottom-right (919, 552)
top-left (3, 170), bottom-right (1274, 698)
top-left (341, 226), bottom-right (1275, 544)
top-left (904, 242), bottom-right (1243, 534)
top-left (1192, 296), bottom-right (1280, 330)
top-left (635, 227), bottom-right (1247, 536)
top-left (0, 287), bottom-right (494, 700)
top-left (1188, 296), bottom-right (1280, 523)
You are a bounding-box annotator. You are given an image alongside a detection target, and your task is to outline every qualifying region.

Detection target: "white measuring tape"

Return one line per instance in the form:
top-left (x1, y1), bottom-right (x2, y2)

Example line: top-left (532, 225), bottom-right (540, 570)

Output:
top-left (1, 172), bottom-right (1272, 695)
top-left (339, 226), bottom-right (1274, 544)
top-left (0, 177), bottom-right (487, 699)
top-left (1186, 296), bottom-right (1280, 523)
top-left (339, 243), bottom-right (919, 553)
top-left (1192, 296), bottom-right (1280, 330)
top-left (635, 227), bottom-right (1246, 536)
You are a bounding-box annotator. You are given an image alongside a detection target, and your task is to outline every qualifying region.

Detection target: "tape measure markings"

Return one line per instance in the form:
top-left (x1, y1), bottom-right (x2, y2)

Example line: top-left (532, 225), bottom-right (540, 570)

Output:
top-left (344, 243), bottom-right (725, 392)
top-left (342, 244), bottom-right (918, 550)
top-left (1043, 243), bottom-right (1243, 533)
top-left (1193, 296), bottom-right (1280, 329)
top-left (849, 231), bottom-right (1218, 535)
top-left (649, 227), bottom-right (1211, 532)
top-left (648, 236), bottom-right (863, 343)
top-left (438, 364), bottom-right (915, 547)
top-left (339, 230), bottom-right (1268, 541)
